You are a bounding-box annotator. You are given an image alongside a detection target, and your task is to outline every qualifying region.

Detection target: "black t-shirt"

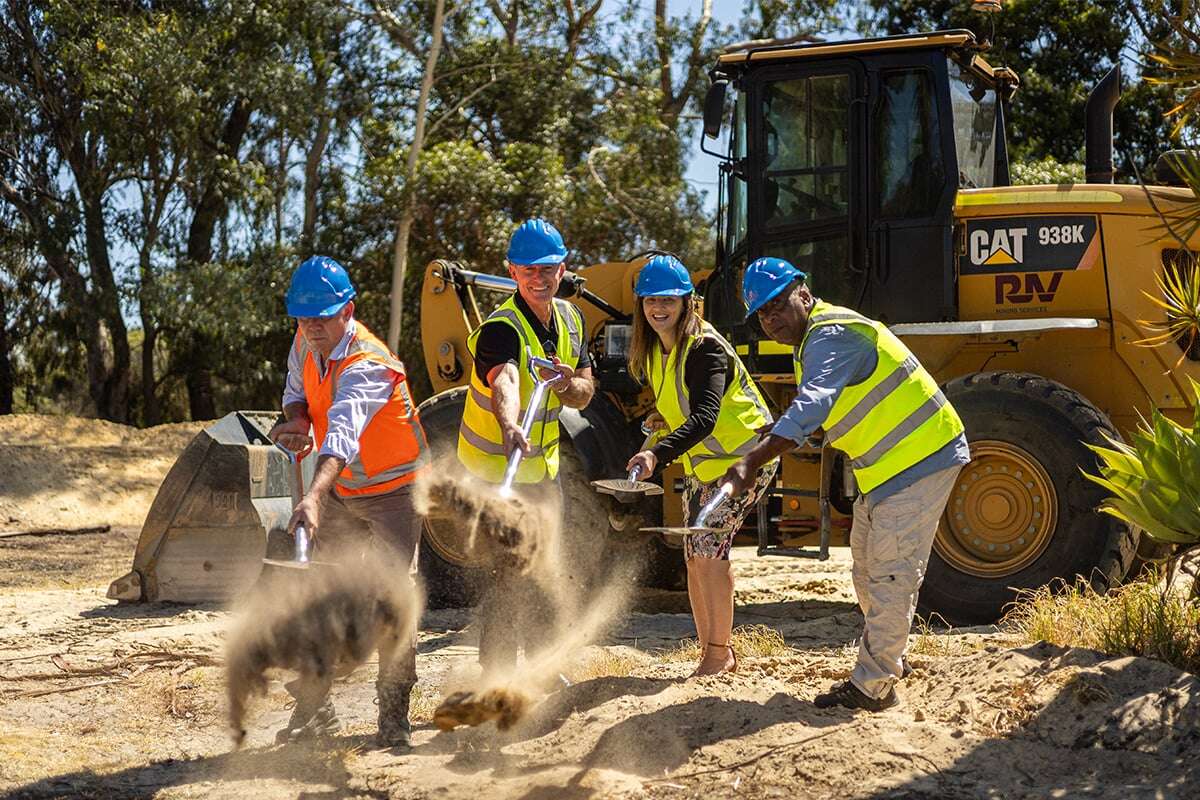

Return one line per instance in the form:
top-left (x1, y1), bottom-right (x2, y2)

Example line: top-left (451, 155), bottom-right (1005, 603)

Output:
top-left (649, 336), bottom-right (735, 467)
top-left (473, 293), bottom-right (592, 386)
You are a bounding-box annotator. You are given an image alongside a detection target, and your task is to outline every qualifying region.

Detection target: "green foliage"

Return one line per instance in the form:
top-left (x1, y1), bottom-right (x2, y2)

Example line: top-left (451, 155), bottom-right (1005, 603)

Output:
top-left (1137, 252), bottom-right (1200, 364)
top-left (1010, 156), bottom-right (1086, 185)
top-left (1084, 380), bottom-right (1200, 545)
top-left (858, 0), bottom-right (1176, 173)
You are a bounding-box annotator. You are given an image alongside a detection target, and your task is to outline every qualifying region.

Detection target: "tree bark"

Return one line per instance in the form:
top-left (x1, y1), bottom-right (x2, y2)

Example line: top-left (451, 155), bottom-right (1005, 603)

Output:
top-left (0, 281), bottom-right (13, 415)
top-left (78, 186), bottom-right (130, 422)
top-left (302, 62), bottom-right (332, 253)
top-left (180, 96), bottom-right (253, 421)
top-left (653, 0), bottom-right (713, 126)
top-left (387, 0), bottom-right (446, 354)
top-left (486, 0), bottom-right (518, 47)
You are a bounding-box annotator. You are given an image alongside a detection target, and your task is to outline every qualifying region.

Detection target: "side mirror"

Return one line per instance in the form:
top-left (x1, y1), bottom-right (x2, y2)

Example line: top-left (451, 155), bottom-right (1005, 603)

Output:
top-left (702, 80), bottom-right (728, 140)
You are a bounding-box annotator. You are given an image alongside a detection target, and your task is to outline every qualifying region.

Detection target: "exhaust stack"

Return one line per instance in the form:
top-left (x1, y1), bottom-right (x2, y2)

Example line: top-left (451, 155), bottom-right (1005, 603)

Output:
top-left (1085, 64), bottom-right (1121, 183)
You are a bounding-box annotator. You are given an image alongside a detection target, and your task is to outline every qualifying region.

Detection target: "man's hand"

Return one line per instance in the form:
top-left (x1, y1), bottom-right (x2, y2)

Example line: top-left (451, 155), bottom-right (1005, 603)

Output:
top-left (541, 356), bottom-right (573, 390)
top-left (626, 449), bottom-right (658, 478)
top-left (719, 459), bottom-right (756, 498)
top-left (270, 415), bottom-right (314, 459)
top-left (644, 411), bottom-right (667, 432)
top-left (501, 422), bottom-right (531, 458)
top-left (288, 493), bottom-right (320, 537)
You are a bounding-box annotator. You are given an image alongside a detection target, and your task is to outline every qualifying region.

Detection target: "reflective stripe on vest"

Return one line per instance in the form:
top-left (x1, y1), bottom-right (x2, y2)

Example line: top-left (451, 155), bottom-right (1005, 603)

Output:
top-left (649, 321), bottom-right (773, 483)
top-left (457, 296), bottom-right (584, 483)
top-left (793, 301), bottom-right (964, 494)
top-left (297, 321), bottom-right (430, 497)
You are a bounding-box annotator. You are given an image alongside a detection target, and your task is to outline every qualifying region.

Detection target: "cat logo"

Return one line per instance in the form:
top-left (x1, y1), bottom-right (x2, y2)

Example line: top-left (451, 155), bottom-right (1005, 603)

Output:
top-left (994, 272), bottom-right (1064, 304)
top-left (970, 227), bottom-right (1027, 266)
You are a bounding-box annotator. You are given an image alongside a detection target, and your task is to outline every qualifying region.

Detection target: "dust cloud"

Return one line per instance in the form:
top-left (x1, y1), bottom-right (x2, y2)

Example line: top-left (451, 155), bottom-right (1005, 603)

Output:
top-left (416, 461), bottom-right (640, 734)
top-left (414, 470), bottom-right (555, 573)
top-left (224, 560), bottom-right (424, 746)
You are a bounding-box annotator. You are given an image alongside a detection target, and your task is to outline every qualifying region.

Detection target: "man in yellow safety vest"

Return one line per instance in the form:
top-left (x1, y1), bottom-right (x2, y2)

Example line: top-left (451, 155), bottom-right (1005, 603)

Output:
top-left (722, 257), bottom-right (970, 711)
top-left (456, 218), bottom-right (595, 671)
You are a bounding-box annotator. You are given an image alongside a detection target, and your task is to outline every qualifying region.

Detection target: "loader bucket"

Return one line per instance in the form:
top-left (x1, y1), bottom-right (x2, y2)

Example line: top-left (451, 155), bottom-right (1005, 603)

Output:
top-left (107, 411), bottom-right (313, 603)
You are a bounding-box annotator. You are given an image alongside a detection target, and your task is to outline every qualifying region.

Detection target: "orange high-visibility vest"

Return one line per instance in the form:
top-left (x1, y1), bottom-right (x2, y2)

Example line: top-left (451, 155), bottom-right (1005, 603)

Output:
top-left (297, 321), bottom-right (429, 496)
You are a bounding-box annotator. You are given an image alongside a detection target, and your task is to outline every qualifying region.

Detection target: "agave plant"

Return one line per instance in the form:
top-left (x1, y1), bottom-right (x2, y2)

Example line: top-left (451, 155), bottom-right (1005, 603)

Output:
top-left (1137, 253), bottom-right (1200, 367)
top-left (1084, 379), bottom-right (1200, 546)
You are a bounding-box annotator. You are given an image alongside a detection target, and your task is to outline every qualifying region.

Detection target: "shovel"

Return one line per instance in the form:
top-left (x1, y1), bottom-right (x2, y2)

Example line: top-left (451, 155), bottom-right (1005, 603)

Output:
top-left (591, 422), bottom-right (665, 503)
top-left (639, 482), bottom-right (734, 544)
top-left (262, 443), bottom-right (322, 572)
top-left (498, 350), bottom-right (563, 496)
top-left (421, 350), bottom-right (566, 555)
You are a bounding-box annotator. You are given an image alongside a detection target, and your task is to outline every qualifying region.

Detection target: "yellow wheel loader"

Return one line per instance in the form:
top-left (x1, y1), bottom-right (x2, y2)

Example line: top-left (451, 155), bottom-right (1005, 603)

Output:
top-left (414, 29), bottom-right (1200, 623)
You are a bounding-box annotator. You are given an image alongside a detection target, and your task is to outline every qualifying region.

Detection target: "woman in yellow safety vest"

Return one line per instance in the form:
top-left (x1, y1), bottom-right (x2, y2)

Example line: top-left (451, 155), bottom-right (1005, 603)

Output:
top-left (626, 254), bottom-right (778, 677)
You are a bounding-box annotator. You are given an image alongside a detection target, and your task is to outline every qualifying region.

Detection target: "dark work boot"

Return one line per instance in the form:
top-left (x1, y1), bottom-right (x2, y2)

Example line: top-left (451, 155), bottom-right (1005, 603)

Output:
top-left (376, 680), bottom-right (415, 749)
top-left (814, 680), bottom-right (898, 712)
top-left (277, 677), bottom-right (340, 744)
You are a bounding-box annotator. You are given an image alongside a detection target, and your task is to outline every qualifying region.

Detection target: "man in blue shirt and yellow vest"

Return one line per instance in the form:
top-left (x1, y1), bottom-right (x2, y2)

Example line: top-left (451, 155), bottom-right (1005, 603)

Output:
top-left (457, 219), bottom-right (595, 671)
top-left (722, 257), bottom-right (970, 711)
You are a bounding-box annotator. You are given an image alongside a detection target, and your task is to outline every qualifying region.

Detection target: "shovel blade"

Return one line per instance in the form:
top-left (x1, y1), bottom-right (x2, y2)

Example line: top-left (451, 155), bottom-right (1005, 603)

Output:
top-left (590, 478), bottom-right (665, 504)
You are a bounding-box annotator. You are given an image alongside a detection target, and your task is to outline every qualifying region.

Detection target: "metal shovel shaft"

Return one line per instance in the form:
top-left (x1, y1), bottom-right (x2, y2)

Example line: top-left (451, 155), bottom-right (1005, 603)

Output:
top-left (294, 523), bottom-right (311, 563)
top-left (499, 352), bottom-right (563, 493)
top-left (276, 441), bottom-right (310, 563)
top-left (694, 483), bottom-right (733, 529)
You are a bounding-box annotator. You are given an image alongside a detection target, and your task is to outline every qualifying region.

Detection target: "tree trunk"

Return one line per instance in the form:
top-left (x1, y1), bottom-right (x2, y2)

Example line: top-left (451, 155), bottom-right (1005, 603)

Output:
top-left (0, 178), bottom-right (116, 422)
top-left (79, 188), bottom-right (131, 422)
top-left (140, 321), bottom-right (159, 427)
top-left (302, 62), bottom-right (332, 253)
top-left (0, 282), bottom-right (13, 415)
top-left (387, 0), bottom-right (446, 354)
top-left (181, 96), bottom-right (253, 421)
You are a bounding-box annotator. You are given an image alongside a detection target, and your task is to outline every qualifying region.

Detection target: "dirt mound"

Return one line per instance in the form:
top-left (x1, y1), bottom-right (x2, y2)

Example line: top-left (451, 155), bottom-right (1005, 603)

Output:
top-left (0, 413), bottom-right (206, 531)
top-left (910, 640), bottom-right (1200, 753)
top-left (0, 413), bottom-right (201, 449)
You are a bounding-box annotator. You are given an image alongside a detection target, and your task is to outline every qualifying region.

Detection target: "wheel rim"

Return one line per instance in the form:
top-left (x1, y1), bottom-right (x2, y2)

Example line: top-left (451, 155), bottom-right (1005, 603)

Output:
top-left (935, 440), bottom-right (1058, 578)
top-left (424, 511), bottom-right (487, 569)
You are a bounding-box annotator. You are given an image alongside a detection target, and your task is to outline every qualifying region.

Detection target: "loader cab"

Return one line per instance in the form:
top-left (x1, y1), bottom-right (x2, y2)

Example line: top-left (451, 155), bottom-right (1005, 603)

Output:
top-left (704, 30), bottom-right (1015, 367)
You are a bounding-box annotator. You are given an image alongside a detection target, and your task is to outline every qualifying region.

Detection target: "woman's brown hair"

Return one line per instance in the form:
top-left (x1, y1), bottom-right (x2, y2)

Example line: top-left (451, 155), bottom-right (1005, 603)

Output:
top-left (627, 294), bottom-right (703, 383)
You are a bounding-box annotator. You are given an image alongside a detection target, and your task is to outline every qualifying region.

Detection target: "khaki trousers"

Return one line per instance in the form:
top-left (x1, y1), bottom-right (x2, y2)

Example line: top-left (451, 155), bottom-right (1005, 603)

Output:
top-left (849, 465), bottom-right (962, 699)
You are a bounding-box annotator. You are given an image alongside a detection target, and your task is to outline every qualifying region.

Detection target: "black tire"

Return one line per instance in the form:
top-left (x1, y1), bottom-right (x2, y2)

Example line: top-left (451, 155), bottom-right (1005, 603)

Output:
top-left (640, 536), bottom-right (686, 590)
top-left (416, 389), bottom-right (483, 608)
top-left (918, 371), bottom-right (1138, 625)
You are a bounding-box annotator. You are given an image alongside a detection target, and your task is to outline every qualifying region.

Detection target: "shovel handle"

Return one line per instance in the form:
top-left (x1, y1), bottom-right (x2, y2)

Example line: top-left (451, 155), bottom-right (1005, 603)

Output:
top-left (499, 350), bottom-right (565, 493)
top-left (294, 524), bottom-right (310, 564)
top-left (694, 483), bottom-right (733, 529)
top-left (626, 464), bottom-right (643, 483)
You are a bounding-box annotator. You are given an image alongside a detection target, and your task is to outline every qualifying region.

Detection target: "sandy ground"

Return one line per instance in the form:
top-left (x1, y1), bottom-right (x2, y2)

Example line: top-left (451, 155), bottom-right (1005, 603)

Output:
top-left (0, 414), bottom-right (204, 532)
top-left (1, 415), bottom-right (1198, 799)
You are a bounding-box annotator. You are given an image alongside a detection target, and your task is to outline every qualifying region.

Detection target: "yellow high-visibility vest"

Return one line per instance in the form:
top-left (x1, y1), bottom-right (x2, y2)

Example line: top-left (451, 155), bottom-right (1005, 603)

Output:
top-left (457, 296), bottom-right (584, 483)
top-left (649, 321), bottom-right (773, 483)
top-left (794, 301), bottom-right (964, 494)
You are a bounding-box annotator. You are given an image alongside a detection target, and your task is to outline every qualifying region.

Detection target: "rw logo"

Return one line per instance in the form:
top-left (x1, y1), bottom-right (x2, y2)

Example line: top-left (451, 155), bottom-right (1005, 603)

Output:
top-left (994, 272), bottom-right (1064, 304)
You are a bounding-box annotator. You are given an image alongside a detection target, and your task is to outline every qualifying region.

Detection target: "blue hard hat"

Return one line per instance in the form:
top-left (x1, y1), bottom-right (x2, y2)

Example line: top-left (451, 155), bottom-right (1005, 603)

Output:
top-left (286, 256), bottom-right (357, 318)
top-left (635, 254), bottom-right (694, 296)
top-left (742, 257), bottom-right (807, 319)
top-left (507, 219), bottom-right (568, 266)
